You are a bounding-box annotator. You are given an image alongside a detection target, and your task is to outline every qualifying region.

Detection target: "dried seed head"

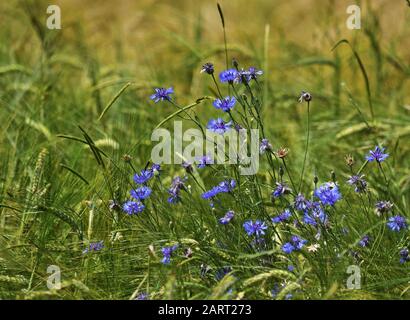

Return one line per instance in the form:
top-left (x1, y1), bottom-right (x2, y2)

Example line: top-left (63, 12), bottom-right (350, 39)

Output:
top-left (122, 154), bottom-right (132, 163)
top-left (345, 154), bottom-right (355, 167)
top-left (298, 91), bottom-right (312, 103)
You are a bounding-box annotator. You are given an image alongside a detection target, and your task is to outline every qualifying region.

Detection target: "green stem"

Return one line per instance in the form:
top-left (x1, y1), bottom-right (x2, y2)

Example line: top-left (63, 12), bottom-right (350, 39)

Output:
top-left (299, 101), bottom-right (310, 192)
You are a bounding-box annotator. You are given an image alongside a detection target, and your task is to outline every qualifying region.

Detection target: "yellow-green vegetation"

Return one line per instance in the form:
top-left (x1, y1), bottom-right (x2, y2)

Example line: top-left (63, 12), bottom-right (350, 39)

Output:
top-left (0, 0), bottom-right (409, 300)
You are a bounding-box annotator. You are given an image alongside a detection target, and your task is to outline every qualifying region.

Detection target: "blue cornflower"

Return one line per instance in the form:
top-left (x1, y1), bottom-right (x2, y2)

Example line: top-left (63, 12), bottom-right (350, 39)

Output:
top-left (213, 96), bottom-right (236, 112)
top-left (151, 163), bottom-right (161, 174)
top-left (248, 67), bottom-right (263, 80)
top-left (133, 169), bottom-right (153, 184)
top-left (135, 293), bottom-right (149, 300)
top-left (150, 87), bottom-right (174, 103)
top-left (366, 146), bottom-right (389, 163)
top-left (167, 176), bottom-right (187, 204)
top-left (282, 235), bottom-right (307, 254)
top-left (219, 69), bottom-right (238, 83)
top-left (387, 215), bottom-right (407, 232)
top-left (217, 179), bottom-right (236, 192)
top-left (281, 242), bottom-right (295, 254)
top-left (161, 245), bottom-right (178, 265)
top-left (202, 179), bottom-right (236, 199)
top-left (219, 210), bottom-right (235, 225)
top-left (130, 186), bottom-right (152, 200)
top-left (287, 265), bottom-right (295, 272)
top-left (123, 200), bottom-right (145, 215)
top-left (399, 248), bottom-right (410, 264)
top-left (303, 201), bottom-right (327, 226)
top-left (201, 62), bottom-right (214, 75)
top-left (314, 182), bottom-right (341, 206)
top-left (291, 235), bottom-right (307, 250)
top-left (207, 118), bottom-right (233, 134)
top-left (294, 193), bottom-right (309, 211)
top-left (374, 200), bottom-right (393, 216)
top-left (271, 209), bottom-right (292, 224)
top-left (196, 154), bottom-right (213, 168)
top-left (82, 241), bottom-right (104, 254)
top-left (201, 188), bottom-right (220, 200)
top-left (358, 235), bottom-right (370, 247)
top-left (259, 138), bottom-right (272, 154)
top-left (243, 220), bottom-right (268, 237)
top-left (272, 182), bottom-right (292, 198)
top-left (347, 175), bottom-right (367, 193)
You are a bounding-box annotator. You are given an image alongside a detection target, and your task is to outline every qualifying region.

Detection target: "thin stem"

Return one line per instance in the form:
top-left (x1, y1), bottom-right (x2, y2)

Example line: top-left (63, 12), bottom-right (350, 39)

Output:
top-left (211, 73), bottom-right (223, 98)
top-left (282, 158), bottom-right (296, 192)
top-left (299, 101), bottom-right (310, 192)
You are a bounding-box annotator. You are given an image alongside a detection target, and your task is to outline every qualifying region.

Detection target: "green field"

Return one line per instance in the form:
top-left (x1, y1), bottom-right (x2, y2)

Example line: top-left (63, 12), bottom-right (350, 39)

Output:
top-left (0, 0), bottom-right (410, 300)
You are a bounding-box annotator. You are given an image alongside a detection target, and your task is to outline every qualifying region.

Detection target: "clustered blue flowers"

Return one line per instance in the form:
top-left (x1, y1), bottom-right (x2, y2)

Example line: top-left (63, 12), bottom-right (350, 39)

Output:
top-left (123, 164), bottom-right (159, 215)
top-left (161, 244), bottom-right (178, 264)
top-left (135, 59), bottom-right (406, 275)
top-left (282, 236), bottom-right (307, 254)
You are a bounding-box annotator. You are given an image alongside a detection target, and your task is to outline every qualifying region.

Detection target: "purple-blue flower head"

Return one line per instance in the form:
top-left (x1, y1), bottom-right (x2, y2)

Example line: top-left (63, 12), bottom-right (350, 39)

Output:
top-left (358, 235), bottom-right (370, 247)
top-left (213, 96), bottom-right (236, 112)
top-left (133, 169), bottom-right (153, 185)
top-left (243, 220), bottom-right (268, 237)
top-left (366, 146), bottom-right (389, 163)
top-left (303, 202), bottom-right (327, 226)
top-left (161, 244), bottom-right (178, 265)
top-left (248, 67), bottom-right (263, 80)
top-left (400, 248), bottom-right (410, 264)
top-left (219, 210), bottom-right (235, 225)
top-left (272, 182), bottom-right (292, 198)
top-left (167, 176), bottom-right (187, 204)
top-left (282, 242), bottom-right (295, 254)
top-left (281, 235), bottom-right (307, 254)
top-left (294, 193), bottom-right (309, 211)
top-left (196, 154), bottom-right (213, 169)
top-left (135, 292), bottom-right (149, 300)
top-left (387, 215), bottom-right (407, 232)
top-left (218, 179), bottom-right (236, 192)
top-left (201, 62), bottom-right (214, 75)
top-left (130, 186), bottom-right (152, 200)
top-left (260, 138), bottom-right (272, 154)
top-left (347, 175), bottom-right (367, 193)
top-left (314, 182), bottom-right (341, 206)
top-left (271, 209), bottom-right (292, 224)
top-left (151, 163), bottom-right (161, 174)
top-left (82, 241), bottom-right (104, 254)
top-left (207, 118), bottom-right (233, 134)
top-left (219, 69), bottom-right (239, 83)
top-left (291, 235), bottom-right (307, 250)
top-left (150, 87), bottom-right (174, 103)
top-left (375, 200), bottom-right (393, 216)
top-left (201, 179), bottom-right (236, 200)
top-left (123, 200), bottom-right (145, 215)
